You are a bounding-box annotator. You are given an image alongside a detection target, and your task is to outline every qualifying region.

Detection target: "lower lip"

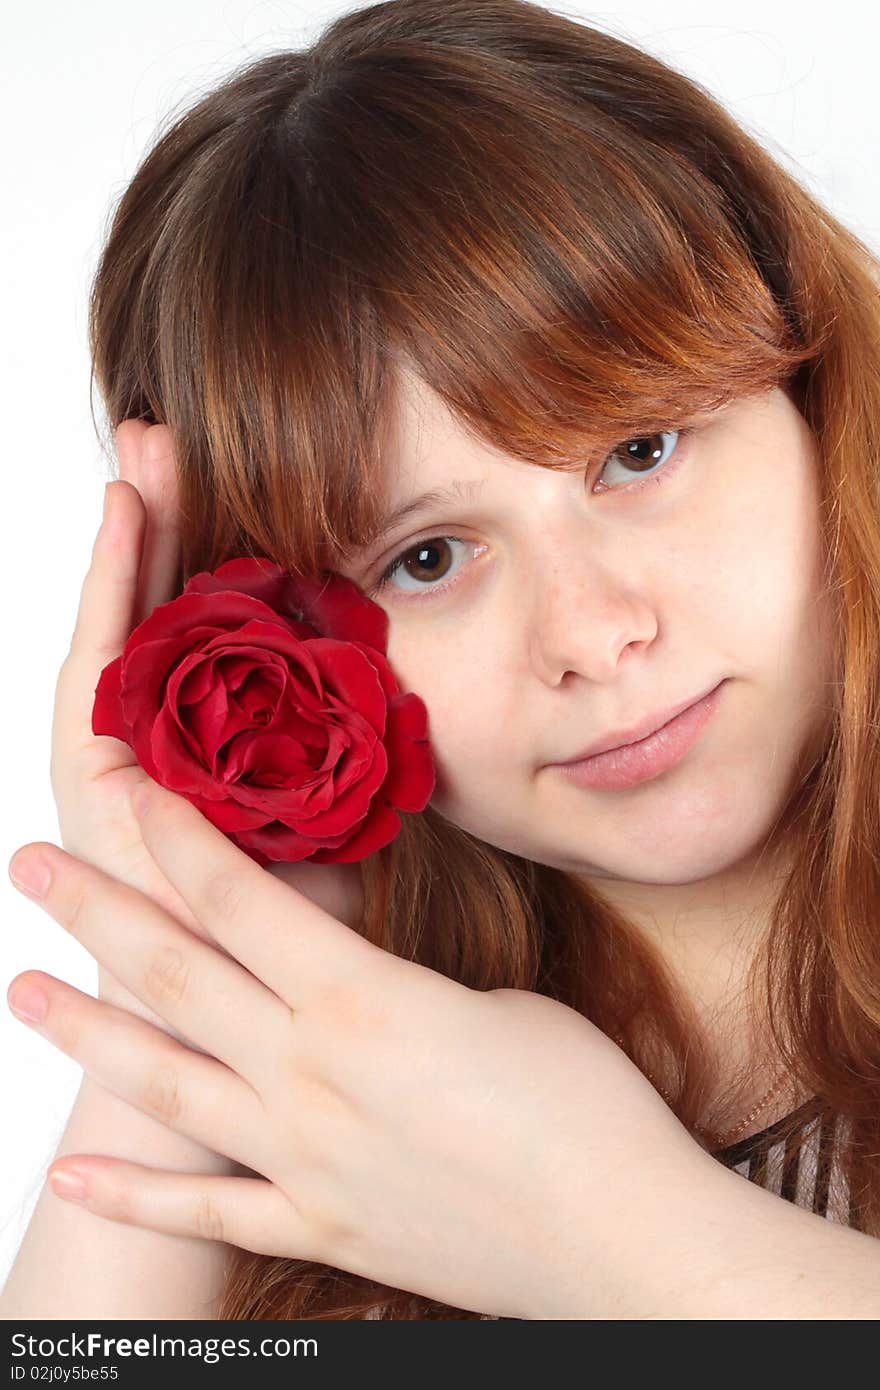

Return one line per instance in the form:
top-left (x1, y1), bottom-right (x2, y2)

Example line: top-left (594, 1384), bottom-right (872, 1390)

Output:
top-left (553, 682), bottom-right (725, 792)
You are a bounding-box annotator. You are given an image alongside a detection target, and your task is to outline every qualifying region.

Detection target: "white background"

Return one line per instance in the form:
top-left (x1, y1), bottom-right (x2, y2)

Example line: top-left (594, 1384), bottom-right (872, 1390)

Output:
top-left (2, 0), bottom-right (878, 1285)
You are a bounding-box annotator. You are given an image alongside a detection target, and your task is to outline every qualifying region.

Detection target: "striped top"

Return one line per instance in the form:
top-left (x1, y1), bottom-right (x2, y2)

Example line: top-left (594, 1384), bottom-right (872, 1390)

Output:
top-left (710, 1095), bottom-right (858, 1228)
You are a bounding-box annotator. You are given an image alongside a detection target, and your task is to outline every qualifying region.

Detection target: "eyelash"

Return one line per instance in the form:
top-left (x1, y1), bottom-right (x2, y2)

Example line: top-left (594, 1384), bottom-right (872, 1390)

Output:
top-left (370, 425), bottom-right (696, 603)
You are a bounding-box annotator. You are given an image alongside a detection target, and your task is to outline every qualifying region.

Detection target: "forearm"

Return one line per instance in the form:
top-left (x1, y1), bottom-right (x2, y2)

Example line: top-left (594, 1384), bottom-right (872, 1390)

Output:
top-left (0, 1074), bottom-right (235, 1320)
top-left (647, 1163), bottom-right (880, 1320)
top-left (561, 1152), bottom-right (880, 1320)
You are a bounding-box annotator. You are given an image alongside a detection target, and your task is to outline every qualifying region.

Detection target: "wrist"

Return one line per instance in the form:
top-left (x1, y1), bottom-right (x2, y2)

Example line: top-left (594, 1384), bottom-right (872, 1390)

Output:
top-left (525, 1119), bottom-right (721, 1320)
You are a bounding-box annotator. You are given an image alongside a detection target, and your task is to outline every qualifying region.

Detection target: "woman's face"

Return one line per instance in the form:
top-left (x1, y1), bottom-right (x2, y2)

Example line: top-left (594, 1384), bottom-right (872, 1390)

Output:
top-left (338, 368), bottom-right (838, 887)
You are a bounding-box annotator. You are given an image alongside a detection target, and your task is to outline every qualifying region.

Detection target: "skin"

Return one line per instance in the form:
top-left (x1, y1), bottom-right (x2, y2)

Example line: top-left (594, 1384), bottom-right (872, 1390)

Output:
top-left (1, 372), bottom-right (849, 1316)
top-left (335, 367), bottom-right (840, 1123)
top-left (82, 372), bottom-right (838, 1135)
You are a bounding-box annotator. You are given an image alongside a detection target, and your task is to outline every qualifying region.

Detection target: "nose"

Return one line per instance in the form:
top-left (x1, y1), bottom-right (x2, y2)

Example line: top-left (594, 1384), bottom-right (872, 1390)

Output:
top-left (528, 534), bottom-right (658, 685)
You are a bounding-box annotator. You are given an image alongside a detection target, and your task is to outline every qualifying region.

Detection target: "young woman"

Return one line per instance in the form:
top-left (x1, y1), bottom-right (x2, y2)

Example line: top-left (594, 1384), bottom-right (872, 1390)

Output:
top-left (4, 0), bottom-right (880, 1319)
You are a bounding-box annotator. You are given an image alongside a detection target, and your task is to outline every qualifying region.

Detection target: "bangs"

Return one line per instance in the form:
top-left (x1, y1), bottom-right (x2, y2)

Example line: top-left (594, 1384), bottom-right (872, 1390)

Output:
top-left (87, 3), bottom-right (880, 1322)
top-left (261, 49), bottom-right (819, 570)
top-left (93, 37), bottom-right (825, 584)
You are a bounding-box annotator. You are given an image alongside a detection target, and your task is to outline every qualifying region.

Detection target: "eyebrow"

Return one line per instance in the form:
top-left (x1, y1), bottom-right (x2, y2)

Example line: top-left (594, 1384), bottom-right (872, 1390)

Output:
top-left (363, 477), bottom-right (486, 550)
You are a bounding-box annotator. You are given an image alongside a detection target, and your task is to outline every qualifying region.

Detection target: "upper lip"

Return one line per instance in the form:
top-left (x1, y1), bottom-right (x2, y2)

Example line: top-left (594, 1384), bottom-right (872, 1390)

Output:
top-left (553, 681), bottom-right (723, 764)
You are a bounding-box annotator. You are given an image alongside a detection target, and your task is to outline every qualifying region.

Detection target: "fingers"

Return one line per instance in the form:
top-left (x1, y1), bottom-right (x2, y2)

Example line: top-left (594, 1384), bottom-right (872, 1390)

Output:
top-left (51, 478), bottom-right (148, 785)
top-left (130, 781), bottom-right (380, 1007)
top-left (51, 421), bottom-right (182, 783)
top-left (7, 971), bottom-right (265, 1172)
top-left (7, 842), bottom-right (291, 1089)
top-left (44, 1158), bottom-right (312, 1260)
top-left (122, 423), bottom-right (183, 627)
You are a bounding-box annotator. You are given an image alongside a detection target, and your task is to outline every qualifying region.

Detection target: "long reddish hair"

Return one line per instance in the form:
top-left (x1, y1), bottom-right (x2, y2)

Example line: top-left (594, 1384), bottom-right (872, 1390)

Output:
top-left (88, 0), bottom-right (880, 1317)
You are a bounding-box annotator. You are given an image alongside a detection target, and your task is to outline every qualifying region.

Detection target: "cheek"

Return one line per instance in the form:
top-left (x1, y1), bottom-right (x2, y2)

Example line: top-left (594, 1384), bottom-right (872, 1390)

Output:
top-left (384, 626), bottom-right (492, 781)
top-left (740, 466), bottom-right (830, 675)
top-left (385, 623), bottom-right (522, 819)
top-left (673, 446), bottom-right (827, 668)
top-left (689, 449), bottom-right (836, 780)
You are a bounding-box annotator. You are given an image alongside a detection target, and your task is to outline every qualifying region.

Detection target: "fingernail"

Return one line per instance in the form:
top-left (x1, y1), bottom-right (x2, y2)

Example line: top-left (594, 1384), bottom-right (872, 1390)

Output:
top-left (9, 852), bottom-right (52, 900)
top-left (49, 1169), bottom-right (89, 1203)
top-left (8, 984), bottom-right (48, 1024)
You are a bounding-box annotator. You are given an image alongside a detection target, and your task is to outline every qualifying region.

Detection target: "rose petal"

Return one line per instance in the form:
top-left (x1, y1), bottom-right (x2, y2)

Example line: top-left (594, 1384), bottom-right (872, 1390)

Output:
top-left (91, 557), bottom-right (435, 864)
top-left (307, 639), bottom-right (389, 736)
top-left (381, 693), bottom-right (436, 810)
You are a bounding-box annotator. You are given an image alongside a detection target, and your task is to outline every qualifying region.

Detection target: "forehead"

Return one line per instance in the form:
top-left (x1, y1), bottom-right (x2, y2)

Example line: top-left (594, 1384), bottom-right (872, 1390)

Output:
top-left (380, 363), bottom-right (495, 493)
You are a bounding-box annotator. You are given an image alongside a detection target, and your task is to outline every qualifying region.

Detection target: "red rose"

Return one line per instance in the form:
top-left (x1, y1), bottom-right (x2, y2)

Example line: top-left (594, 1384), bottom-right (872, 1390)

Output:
top-left (91, 558), bottom-right (435, 866)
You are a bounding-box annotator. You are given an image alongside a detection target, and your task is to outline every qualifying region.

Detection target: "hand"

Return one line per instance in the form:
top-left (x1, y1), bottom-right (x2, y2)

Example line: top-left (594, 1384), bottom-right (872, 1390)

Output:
top-left (49, 421), bottom-right (363, 1045)
top-left (6, 785), bottom-right (697, 1320)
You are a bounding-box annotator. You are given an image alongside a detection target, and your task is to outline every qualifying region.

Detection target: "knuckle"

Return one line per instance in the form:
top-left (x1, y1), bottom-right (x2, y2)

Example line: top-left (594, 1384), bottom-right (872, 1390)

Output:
top-left (50, 1009), bottom-right (83, 1058)
top-left (142, 945), bottom-right (190, 1009)
top-left (311, 978), bottom-right (367, 1035)
top-left (193, 1192), bottom-right (227, 1243)
top-left (65, 879), bottom-right (91, 938)
top-left (138, 1062), bottom-right (184, 1126)
top-left (304, 1194), bottom-right (360, 1270)
top-left (104, 1179), bottom-right (139, 1227)
top-left (311, 951), bottom-right (394, 1039)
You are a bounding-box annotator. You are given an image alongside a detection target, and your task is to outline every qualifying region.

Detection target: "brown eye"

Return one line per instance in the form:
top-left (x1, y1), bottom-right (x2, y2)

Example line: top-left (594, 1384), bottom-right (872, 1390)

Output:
top-left (373, 535), bottom-right (472, 598)
top-left (597, 429), bottom-right (682, 489)
top-left (396, 538), bottom-right (455, 583)
top-left (621, 434), bottom-right (668, 469)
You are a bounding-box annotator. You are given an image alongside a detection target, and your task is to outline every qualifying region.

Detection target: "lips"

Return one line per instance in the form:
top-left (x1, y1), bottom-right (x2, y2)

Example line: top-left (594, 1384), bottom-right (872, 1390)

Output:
top-left (551, 681), bottom-right (726, 792)
top-left (555, 681), bottom-right (724, 764)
